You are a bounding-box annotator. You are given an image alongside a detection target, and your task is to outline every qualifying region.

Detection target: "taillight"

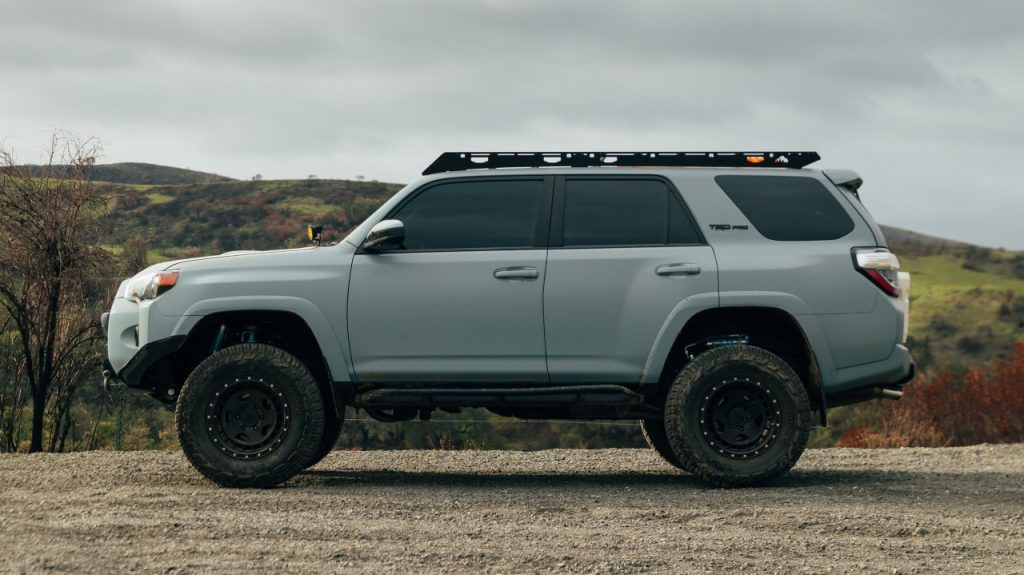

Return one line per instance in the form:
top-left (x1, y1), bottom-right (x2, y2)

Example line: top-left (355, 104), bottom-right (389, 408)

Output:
top-left (853, 248), bottom-right (900, 297)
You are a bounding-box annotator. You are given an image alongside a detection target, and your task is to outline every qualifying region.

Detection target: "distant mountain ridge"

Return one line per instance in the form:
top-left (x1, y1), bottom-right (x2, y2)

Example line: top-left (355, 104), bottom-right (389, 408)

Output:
top-left (17, 162), bottom-right (233, 185)
top-left (879, 225), bottom-right (970, 249)
top-left (87, 162), bottom-right (234, 185)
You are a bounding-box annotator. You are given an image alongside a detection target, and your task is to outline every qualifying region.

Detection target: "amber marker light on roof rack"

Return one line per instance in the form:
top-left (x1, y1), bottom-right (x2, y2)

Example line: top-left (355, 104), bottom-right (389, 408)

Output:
top-left (746, 156), bottom-right (766, 164)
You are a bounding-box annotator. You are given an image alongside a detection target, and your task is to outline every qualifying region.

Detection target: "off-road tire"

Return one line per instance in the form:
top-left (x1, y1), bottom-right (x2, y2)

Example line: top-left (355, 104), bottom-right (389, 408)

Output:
top-left (305, 409), bottom-right (343, 469)
top-left (664, 345), bottom-right (811, 486)
top-left (640, 418), bottom-right (684, 469)
top-left (176, 344), bottom-right (325, 488)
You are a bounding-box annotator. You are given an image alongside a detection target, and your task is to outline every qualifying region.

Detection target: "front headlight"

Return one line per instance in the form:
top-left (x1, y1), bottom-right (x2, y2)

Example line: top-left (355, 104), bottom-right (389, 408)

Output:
top-left (126, 271), bottom-right (179, 302)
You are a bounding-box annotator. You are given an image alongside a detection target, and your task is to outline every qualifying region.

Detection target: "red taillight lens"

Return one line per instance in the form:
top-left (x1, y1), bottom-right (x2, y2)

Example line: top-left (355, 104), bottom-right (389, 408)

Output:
top-left (853, 248), bottom-right (900, 297)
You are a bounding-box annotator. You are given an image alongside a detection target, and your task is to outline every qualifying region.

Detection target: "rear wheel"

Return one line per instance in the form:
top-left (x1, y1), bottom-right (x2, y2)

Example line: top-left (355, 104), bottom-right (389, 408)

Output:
top-left (664, 345), bottom-right (811, 486)
top-left (175, 344), bottom-right (325, 488)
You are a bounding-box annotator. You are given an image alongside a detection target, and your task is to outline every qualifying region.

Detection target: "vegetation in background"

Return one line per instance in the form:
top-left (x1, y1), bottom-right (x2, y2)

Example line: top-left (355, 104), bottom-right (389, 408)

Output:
top-left (0, 158), bottom-right (1021, 452)
top-left (102, 177), bottom-right (399, 256)
top-left (838, 342), bottom-right (1024, 448)
top-left (0, 134), bottom-right (111, 452)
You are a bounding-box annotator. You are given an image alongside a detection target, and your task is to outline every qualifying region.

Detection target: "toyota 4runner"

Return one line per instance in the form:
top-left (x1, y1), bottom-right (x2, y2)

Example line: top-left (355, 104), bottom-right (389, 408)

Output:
top-left (102, 151), bottom-right (915, 487)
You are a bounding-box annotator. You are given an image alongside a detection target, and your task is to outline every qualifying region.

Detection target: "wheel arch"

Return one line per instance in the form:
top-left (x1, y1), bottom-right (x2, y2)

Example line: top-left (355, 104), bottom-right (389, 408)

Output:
top-left (646, 305), bottom-right (829, 425)
top-left (137, 302), bottom-right (352, 416)
top-left (172, 296), bottom-right (353, 382)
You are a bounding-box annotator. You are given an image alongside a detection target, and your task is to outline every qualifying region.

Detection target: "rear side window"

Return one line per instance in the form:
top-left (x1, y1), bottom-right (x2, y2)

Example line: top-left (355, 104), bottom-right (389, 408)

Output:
top-left (715, 175), bottom-right (855, 241)
top-left (563, 179), bottom-right (701, 247)
top-left (393, 179), bottom-right (544, 251)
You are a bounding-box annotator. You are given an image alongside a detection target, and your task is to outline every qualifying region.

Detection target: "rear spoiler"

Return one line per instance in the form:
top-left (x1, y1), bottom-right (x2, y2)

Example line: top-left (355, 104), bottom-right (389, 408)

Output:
top-left (824, 169), bottom-right (863, 197)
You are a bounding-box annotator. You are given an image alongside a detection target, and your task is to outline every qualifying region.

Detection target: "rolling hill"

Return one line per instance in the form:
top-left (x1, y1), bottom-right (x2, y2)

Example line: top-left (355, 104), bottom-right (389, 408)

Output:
top-left (18, 162), bottom-right (233, 186)
top-left (90, 164), bottom-right (1023, 372)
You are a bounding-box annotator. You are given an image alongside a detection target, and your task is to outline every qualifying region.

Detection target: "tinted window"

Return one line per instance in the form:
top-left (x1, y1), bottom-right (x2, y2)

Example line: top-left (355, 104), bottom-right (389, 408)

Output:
top-left (715, 175), bottom-right (855, 241)
top-left (668, 192), bottom-right (702, 245)
top-left (563, 179), bottom-right (701, 247)
top-left (393, 179), bottom-right (544, 251)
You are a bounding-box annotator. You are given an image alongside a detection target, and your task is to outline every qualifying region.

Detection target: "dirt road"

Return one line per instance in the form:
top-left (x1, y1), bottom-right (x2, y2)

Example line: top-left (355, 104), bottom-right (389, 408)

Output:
top-left (1, 445), bottom-right (1022, 574)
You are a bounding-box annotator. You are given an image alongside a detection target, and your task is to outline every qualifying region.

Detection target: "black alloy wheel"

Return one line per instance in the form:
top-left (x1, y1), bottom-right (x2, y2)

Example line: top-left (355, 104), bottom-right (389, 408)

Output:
top-left (663, 344), bottom-right (811, 486)
top-left (699, 376), bottom-right (780, 460)
top-left (176, 344), bottom-right (325, 488)
top-left (207, 379), bottom-right (288, 460)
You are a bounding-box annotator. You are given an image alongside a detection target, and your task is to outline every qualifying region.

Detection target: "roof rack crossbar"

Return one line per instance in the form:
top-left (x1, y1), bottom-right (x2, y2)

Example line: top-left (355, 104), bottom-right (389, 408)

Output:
top-left (422, 151), bottom-right (820, 175)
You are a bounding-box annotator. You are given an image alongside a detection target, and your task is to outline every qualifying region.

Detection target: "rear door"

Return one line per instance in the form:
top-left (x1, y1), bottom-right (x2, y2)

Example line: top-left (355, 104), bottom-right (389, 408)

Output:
top-left (543, 176), bottom-right (718, 382)
top-left (348, 177), bottom-right (553, 382)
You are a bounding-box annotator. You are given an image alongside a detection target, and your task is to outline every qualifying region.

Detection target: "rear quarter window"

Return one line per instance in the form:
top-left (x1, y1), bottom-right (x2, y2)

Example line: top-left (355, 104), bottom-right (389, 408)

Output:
top-left (714, 175), bottom-right (855, 241)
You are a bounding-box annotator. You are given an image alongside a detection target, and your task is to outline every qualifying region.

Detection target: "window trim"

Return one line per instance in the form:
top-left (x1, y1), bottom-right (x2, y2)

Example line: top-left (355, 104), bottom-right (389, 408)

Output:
top-left (357, 175), bottom-right (555, 254)
top-left (549, 175), bottom-right (707, 249)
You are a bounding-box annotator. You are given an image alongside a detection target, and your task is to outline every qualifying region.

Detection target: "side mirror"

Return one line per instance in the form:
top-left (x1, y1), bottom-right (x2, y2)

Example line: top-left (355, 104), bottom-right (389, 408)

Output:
top-left (363, 219), bottom-right (405, 253)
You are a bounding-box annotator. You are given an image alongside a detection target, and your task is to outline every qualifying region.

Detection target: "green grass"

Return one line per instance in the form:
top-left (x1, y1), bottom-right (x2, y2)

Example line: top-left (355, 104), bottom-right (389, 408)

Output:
top-left (94, 180), bottom-right (158, 191)
top-left (900, 252), bottom-right (1024, 368)
top-left (145, 192), bottom-right (174, 205)
top-left (276, 196), bottom-right (336, 218)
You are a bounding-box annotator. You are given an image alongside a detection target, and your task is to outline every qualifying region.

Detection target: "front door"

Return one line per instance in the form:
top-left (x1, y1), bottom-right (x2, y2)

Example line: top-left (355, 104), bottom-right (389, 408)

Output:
top-left (348, 177), bottom-right (552, 382)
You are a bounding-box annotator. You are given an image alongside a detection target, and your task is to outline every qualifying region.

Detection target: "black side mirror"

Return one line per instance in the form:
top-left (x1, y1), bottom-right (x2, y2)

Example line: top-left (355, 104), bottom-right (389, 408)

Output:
top-left (363, 219), bottom-right (405, 253)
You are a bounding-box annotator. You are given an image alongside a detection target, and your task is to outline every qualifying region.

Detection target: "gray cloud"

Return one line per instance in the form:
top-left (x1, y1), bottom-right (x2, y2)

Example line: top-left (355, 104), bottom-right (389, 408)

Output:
top-left (2, 0), bottom-right (1022, 247)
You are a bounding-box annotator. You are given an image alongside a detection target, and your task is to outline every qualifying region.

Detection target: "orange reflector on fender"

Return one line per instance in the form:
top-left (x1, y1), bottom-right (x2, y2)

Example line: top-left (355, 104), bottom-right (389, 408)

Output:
top-left (746, 156), bottom-right (766, 164)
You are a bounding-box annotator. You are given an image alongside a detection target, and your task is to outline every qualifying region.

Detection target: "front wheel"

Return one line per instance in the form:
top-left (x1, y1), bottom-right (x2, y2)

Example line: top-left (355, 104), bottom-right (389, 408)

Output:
top-left (175, 344), bottom-right (326, 488)
top-left (304, 408), bottom-right (343, 469)
top-left (664, 345), bottom-right (811, 486)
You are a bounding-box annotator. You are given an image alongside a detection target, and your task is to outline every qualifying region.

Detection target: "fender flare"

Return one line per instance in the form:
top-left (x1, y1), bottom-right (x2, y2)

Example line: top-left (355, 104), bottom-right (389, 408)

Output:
top-left (171, 296), bottom-right (355, 382)
top-left (642, 292), bottom-right (839, 423)
top-left (639, 292), bottom-right (719, 384)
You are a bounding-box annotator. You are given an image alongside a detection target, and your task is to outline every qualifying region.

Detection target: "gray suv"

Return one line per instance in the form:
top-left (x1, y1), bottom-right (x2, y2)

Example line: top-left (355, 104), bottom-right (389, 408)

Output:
top-left (102, 151), bottom-right (914, 487)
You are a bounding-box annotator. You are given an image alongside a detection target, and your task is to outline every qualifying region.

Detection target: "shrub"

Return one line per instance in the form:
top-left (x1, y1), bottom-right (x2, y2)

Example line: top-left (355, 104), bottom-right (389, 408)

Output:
top-left (956, 335), bottom-right (986, 354)
top-left (841, 342), bottom-right (1024, 448)
top-left (837, 408), bottom-right (948, 448)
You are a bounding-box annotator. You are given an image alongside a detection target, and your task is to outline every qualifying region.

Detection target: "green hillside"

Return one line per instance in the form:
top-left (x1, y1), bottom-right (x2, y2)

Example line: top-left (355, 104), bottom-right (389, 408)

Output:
top-left (19, 162), bottom-right (233, 186)
top-left (5, 163), bottom-right (1019, 453)
top-left (898, 248), bottom-right (1024, 369)
top-left (95, 168), bottom-right (1023, 371)
top-left (102, 178), bottom-right (401, 258)
top-left (89, 162), bottom-right (234, 185)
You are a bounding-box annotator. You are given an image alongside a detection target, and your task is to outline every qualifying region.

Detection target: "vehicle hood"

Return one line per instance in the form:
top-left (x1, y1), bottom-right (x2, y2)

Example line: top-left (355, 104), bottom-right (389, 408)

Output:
top-left (156, 246), bottom-right (320, 271)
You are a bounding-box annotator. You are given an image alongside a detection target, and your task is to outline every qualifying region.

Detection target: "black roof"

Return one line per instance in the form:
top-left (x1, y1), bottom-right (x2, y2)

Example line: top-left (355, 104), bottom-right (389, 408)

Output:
top-left (423, 151), bottom-right (820, 175)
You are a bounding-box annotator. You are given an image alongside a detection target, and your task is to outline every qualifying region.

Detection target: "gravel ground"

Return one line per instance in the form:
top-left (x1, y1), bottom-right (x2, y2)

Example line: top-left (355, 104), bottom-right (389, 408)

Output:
top-left (1, 445), bottom-right (1022, 574)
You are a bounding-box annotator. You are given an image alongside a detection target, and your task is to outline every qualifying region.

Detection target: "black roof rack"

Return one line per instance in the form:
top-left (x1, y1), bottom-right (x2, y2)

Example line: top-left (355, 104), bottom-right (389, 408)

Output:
top-left (423, 151), bottom-right (819, 175)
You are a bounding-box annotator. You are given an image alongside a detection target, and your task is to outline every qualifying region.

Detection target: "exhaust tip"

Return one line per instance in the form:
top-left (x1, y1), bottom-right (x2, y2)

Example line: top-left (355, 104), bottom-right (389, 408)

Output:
top-left (874, 387), bottom-right (904, 401)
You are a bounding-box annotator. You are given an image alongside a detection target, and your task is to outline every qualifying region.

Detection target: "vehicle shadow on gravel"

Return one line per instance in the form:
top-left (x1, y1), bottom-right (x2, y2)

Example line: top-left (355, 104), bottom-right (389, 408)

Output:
top-left (298, 467), bottom-right (919, 490)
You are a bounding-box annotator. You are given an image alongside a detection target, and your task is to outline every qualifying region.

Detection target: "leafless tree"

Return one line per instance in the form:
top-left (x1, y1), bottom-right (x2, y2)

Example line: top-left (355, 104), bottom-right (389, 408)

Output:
top-left (0, 132), bottom-right (109, 452)
top-left (0, 315), bottom-right (28, 451)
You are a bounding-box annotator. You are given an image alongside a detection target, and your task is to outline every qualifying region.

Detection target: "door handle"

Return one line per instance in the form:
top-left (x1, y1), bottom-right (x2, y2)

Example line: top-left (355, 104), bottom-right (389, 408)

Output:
top-left (655, 263), bottom-right (701, 277)
top-left (494, 266), bottom-right (539, 280)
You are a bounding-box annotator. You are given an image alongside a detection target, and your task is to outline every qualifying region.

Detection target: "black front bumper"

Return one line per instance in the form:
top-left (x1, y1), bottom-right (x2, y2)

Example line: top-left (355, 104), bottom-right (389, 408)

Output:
top-left (116, 335), bottom-right (187, 389)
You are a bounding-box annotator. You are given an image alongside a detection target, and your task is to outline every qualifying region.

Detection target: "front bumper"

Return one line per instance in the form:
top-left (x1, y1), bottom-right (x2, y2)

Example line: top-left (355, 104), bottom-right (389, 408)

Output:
top-left (115, 335), bottom-right (186, 389)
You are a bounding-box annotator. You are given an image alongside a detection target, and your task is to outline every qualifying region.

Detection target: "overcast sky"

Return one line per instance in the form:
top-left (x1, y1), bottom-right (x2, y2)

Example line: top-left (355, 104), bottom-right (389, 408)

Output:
top-left (2, 1), bottom-right (1022, 247)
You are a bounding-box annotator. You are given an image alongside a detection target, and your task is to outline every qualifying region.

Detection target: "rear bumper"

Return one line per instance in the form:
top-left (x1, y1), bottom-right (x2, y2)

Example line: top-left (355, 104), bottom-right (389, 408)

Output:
top-left (825, 344), bottom-right (916, 407)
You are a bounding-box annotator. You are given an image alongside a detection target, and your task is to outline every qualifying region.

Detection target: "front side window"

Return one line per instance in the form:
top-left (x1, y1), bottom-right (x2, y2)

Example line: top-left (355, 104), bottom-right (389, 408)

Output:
top-left (562, 179), bottom-right (701, 247)
top-left (392, 179), bottom-right (545, 251)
